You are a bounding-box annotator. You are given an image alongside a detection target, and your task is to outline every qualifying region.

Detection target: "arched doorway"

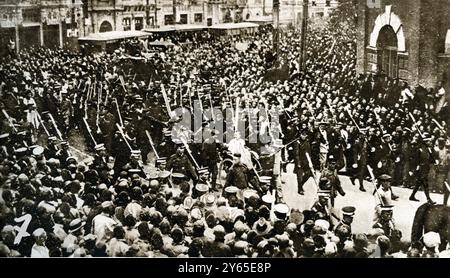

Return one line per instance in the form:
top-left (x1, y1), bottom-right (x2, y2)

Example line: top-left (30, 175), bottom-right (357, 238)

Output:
top-left (376, 25), bottom-right (398, 78)
top-left (99, 21), bottom-right (113, 33)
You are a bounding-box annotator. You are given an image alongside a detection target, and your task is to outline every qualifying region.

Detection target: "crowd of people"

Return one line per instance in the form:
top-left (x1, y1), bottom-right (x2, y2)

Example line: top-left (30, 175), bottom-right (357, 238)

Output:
top-left (0, 5), bottom-right (449, 258)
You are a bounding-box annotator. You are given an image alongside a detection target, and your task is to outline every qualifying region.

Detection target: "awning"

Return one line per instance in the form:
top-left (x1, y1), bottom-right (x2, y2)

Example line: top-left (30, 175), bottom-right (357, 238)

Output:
top-left (143, 26), bottom-right (176, 33)
top-left (208, 22), bottom-right (259, 30)
top-left (148, 40), bottom-right (175, 47)
top-left (78, 30), bottom-right (150, 42)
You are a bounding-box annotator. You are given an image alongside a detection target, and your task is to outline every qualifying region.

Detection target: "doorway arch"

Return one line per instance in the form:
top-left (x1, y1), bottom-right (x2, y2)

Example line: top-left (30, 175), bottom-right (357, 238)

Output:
top-left (377, 25), bottom-right (398, 78)
top-left (99, 21), bottom-right (113, 33)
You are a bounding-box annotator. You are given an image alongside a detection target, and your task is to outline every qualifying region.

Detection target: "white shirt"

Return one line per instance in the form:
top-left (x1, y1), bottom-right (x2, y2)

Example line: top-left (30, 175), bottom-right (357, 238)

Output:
top-left (30, 244), bottom-right (49, 258)
top-left (91, 213), bottom-right (117, 243)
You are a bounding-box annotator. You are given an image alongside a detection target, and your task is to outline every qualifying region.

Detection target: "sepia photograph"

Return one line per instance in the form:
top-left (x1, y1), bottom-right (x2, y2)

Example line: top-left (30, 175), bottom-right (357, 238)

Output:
top-left (0, 0), bottom-right (449, 260)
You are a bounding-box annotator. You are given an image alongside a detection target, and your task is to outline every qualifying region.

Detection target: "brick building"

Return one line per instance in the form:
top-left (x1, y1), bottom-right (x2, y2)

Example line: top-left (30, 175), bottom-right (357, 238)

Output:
top-left (356, 0), bottom-right (450, 95)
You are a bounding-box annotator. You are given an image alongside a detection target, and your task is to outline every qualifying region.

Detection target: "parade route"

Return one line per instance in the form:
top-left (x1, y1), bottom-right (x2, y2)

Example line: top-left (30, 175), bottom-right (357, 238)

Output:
top-left (281, 164), bottom-right (444, 242)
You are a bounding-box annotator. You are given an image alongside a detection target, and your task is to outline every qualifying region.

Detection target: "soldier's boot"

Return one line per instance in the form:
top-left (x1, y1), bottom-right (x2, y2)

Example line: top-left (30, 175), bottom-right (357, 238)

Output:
top-left (409, 186), bottom-right (420, 201)
top-left (424, 187), bottom-right (436, 205)
top-left (336, 184), bottom-right (346, 197)
top-left (350, 177), bottom-right (356, 186)
top-left (359, 185), bottom-right (366, 192)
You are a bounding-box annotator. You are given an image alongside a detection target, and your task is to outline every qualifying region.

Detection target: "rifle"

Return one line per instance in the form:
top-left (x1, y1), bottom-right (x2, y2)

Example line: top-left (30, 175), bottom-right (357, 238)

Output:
top-left (83, 117), bottom-right (98, 146)
top-left (114, 98), bottom-right (124, 127)
top-left (36, 111), bottom-right (49, 136)
top-left (116, 123), bottom-right (132, 151)
top-left (305, 152), bottom-right (319, 189)
top-left (367, 165), bottom-right (385, 207)
top-left (2, 109), bottom-right (17, 132)
top-left (47, 112), bottom-right (63, 141)
top-left (409, 112), bottom-right (438, 165)
top-left (145, 130), bottom-right (160, 159)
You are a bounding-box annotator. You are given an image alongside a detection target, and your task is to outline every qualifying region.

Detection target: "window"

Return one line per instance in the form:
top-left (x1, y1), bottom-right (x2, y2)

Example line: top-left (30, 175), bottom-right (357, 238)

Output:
top-left (23, 8), bottom-right (41, 22)
top-left (134, 17), bottom-right (143, 30)
top-left (164, 14), bottom-right (174, 25)
top-left (194, 13), bottom-right (202, 23)
top-left (180, 14), bottom-right (188, 24)
top-left (326, 0), bottom-right (330, 6)
top-left (398, 56), bottom-right (408, 69)
top-left (123, 17), bottom-right (131, 31)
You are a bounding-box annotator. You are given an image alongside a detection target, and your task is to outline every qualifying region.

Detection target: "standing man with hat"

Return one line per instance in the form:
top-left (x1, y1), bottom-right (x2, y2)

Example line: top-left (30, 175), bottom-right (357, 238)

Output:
top-left (315, 121), bottom-right (330, 171)
top-left (434, 138), bottom-right (450, 205)
top-left (320, 155), bottom-right (346, 205)
top-left (311, 190), bottom-right (332, 223)
top-left (224, 153), bottom-right (251, 191)
top-left (166, 141), bottom-right (198, 182)
top-left (293, 129), bottom-right (312, 195)
top-left (409, 135), bottom-right (436, 204)
top-left (44, 136), bottom-right (59, 160)
top-left (351, 127), bottom-right (369, 192)
top-left (334, 206), bottom-right (356, 235)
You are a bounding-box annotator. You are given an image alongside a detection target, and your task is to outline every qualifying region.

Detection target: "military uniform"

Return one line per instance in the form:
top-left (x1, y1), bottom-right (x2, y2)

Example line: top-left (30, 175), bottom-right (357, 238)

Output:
top-left (224, 161), bottom-right (250, 190)
top-left (293, 136), bottom-right (312, 195)
top-left (409, 139), bottom-right (436, 204)
top-left (166, 152), bottom-right (198, 181)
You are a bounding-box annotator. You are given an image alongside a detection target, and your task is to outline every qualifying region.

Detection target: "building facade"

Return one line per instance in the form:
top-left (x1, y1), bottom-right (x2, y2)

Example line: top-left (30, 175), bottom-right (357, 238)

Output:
top-left (308, 0), bottom-right (338, 18)
top-left (0, 0), bottom-right (335, 53)
top-left (356, 0), bottom-right (450, 94)
top-left (0, 0), bottom-right (83, 53)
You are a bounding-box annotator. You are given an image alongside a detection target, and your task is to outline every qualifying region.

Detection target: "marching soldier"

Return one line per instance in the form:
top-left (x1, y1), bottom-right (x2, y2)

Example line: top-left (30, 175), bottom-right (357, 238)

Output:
top-left (200, 130), bottom-right (221, 190)
top-left (293, 129), bottom-right (312, 195)
top-left (111, 131), bottom-right (132, 180)
top-left (92, 144), bottom-right (110, 173)
top-left (372, 205), bottom-right (395, 238)
top-left (56, 141), bottom-right (71, 168)
top-left (44, 136), bottom-right (59, 160)
top-left (334, 206), bottom-right (355, 235)
top-left (320, 155), bottom-right (346, 206)
top-left (409, 135), bottom-right (436, 204)
top-left (166, 141), bottom-right (198, 182)
top-left (122, 150), bottom-right (146, 178)
top-left (311, 190), bottom-right (332, 224)
top-left (224, 153), bottom-right (251, 190)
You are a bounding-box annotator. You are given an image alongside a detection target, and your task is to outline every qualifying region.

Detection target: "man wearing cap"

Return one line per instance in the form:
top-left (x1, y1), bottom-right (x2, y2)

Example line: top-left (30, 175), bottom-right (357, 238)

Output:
top-left (293, 129), bottom-right (312, 195)
top-left (201, 133), bottom-right (221, 190)
top-left (351, 127), bottom-right (369, 192)
top-left (372, 204), bottom-right (395, 238)
top-left (409, 135), bottom-right (436, 204)
top-left (334, 206), bottom-right (355, 235)
top-left (166, 142), bottom-right (198, 182)
top-left (44, 137), bottom-right (59, 160)
top-left (434, 138), bottom-right (450, 205)
top-left (314, 121), bottom-right (330, 170)
top-left (123, 150), bottom-right (146, 178)
top-left (224, 153), bottom-right (251, 190)
top-left (311, 190), bottom-right (332, 223)
top-left (320, 155), bottom-right (345, 204)
top-left (92, 144), bottom-right (110, 172)
top-left (111, 131), bottom-right (132, 180)
top-left (56, 142), bottom-right (71, 168)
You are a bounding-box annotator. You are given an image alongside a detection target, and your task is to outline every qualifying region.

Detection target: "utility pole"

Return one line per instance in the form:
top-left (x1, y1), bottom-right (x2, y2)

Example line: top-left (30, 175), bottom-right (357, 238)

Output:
top-left (173, 0), bottom-right (176, 24)
top-left (154, 0), bottom-right (158, 27)
top-left (15, 0), bottom-right (20, 55)
top-left (299, 0), bottom-right (308, 70)
top-left (272, 0), bottom-right (279, 55)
